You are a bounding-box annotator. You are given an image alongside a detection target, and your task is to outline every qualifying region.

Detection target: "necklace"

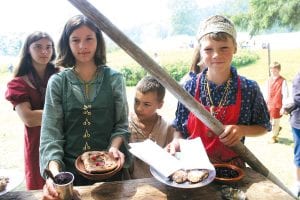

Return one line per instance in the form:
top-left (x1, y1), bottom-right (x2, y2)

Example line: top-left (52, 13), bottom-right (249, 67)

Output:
top-left (206, 75), bottom-right (231, 117)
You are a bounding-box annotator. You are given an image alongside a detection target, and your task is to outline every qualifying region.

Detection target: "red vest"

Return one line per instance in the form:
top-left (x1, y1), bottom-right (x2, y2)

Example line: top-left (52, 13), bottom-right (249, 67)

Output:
top-left (267, 76), bottom-right (284, 118)
top-left (187, 77), bottom-right (242, 163)
top-left (267, 76), bottom-right (284, 108)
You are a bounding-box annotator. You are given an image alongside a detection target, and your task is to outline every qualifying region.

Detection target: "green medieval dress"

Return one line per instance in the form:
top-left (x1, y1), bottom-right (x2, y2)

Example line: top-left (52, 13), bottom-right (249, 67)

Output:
top-left (39, 66), bottom-right (131, 185)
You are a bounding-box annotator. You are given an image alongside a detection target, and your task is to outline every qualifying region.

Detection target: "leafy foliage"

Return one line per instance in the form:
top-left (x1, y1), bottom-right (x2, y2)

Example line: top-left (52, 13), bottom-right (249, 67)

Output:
top-left (163, 62), bottom-right (190, 82)
top-left (168, 0), bottom-right (201, 36)
top-left (232, 0), bottom-right (300, 35)
top-left (0, 33), bottom-right (24, 56)
top-left (118, 49), bottom-right (259, 86)
top-left (232, 50), bottom-right (259, 67)
top-left (120, 66), bottom-right (147, 86)
top-left (167, 0), bottom-right (249, 36)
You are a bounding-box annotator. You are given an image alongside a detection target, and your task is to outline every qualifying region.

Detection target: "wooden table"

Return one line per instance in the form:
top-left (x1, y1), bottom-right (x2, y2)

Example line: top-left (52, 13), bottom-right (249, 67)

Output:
top-left (0, 168), bottom-right (294, 200)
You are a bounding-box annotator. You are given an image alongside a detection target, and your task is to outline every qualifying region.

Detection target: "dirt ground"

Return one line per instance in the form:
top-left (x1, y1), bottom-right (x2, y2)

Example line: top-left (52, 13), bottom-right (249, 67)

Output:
top-left (0, 78), bottom-right (296, 193)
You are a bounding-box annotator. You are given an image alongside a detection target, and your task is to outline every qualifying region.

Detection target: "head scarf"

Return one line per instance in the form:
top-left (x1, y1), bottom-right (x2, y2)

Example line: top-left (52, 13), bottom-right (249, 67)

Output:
top-left (197, 15), bottom-right (237, 41)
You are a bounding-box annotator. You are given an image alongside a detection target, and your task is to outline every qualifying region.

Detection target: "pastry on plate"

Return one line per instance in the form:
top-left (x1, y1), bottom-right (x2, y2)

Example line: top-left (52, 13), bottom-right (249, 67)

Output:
top-left (187, 169), bottom-right (209, 183)
top-left (171, 169), bottom-right (188, 183)
top-left (81, 151), bottom-right (118, 174)
top-left (0, 176), bottom-right (9, 192)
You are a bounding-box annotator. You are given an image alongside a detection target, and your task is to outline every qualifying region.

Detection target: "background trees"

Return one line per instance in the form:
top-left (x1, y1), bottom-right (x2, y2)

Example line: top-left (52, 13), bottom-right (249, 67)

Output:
top-left (232, 0), bottom-right (300, 36)
top-left (1, 0), bottom-right (300, 58)
top-left (168, 0), bottom-right (201, 36)
top-left (0, 33), bottom-right (23, 57)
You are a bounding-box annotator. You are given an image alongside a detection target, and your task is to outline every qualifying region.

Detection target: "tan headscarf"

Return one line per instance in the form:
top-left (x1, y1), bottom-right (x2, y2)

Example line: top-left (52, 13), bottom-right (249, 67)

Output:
top-left (197, 15), bottom-right (237, 41)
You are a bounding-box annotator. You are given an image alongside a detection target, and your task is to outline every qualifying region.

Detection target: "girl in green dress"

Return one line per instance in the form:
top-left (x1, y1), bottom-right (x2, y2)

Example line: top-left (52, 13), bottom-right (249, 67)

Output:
top-left (40, 15), bottom-right (131, 199)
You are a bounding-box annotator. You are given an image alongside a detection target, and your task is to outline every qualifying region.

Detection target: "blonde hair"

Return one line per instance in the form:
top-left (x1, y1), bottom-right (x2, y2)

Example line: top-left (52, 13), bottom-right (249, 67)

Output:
top-left (270, 61), bottom-right (281, 70)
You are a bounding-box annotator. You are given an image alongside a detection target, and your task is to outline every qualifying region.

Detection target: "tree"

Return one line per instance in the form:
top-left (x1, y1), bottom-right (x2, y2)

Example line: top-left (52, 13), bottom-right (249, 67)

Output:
top-left (168, 0), bottom-right (201, 36)
top-left (0, 33), bottom-right (24, 56)
top-left (232, 0), bottom-right (300, 36)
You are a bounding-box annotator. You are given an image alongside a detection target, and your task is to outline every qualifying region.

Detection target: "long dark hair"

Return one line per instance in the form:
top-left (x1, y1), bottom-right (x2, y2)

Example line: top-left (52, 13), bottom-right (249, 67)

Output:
top-left (14, 31), bottom-right (56, 77)
top-left (190, 46), bottom-right (203, 74)
top-left (56, 15), bottom-right (106, 68)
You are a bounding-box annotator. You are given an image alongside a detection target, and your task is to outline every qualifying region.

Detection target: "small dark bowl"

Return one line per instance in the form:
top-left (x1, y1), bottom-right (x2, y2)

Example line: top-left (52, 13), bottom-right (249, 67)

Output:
top-left (213, 163), bottom-right (245, 183)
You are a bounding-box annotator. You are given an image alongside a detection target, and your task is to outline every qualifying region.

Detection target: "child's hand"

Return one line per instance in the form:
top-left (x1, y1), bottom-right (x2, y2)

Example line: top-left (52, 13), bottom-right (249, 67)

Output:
top-left (219, 125), bottom-right (243, 147)
top-left (165, 138), bottom-right (181, 155)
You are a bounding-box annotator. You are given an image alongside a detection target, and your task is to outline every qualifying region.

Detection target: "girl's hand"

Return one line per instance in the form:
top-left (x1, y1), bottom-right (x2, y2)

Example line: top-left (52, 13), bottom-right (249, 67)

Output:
top-left (219, 125), bottom-right (243, 147)
top-left (108, 146), bottom-right (125, 166)
top-left (42, 178), bottom-right (81, 200)
top-left (42, 178), bottom-right (59, 200)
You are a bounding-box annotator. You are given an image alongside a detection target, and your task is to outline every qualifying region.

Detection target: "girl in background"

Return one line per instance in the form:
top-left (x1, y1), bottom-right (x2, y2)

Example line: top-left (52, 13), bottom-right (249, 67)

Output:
top-left (5, 31), bottom-right (57, 190)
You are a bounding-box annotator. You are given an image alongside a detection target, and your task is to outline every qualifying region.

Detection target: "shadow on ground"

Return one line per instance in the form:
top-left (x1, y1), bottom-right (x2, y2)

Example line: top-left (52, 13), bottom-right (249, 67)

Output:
top-left (278, 137), bottom-right (294, 146)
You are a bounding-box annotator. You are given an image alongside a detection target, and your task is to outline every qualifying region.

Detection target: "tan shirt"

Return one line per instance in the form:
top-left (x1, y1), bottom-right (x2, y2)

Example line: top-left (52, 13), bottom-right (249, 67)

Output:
top-left (129, 113), bottom-right (175, 179)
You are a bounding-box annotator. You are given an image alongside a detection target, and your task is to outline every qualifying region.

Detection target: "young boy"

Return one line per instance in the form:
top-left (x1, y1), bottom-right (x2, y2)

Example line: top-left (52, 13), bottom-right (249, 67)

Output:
top-left (266, 62), bottom-right (289, 143)
top-left (129, 76), bottom-right (175, 179)
top-left (169, 15), bottom-right (271, 168)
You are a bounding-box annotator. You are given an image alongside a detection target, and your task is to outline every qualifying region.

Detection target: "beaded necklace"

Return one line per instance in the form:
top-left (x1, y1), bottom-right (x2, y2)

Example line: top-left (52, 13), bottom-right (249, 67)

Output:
top-left (205, 75), bottom-right (231, 118)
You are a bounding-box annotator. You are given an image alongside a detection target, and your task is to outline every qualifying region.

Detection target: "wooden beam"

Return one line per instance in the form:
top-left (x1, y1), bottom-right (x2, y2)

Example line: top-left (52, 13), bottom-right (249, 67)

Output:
top-left (67, 0), bottom-right (296, 198)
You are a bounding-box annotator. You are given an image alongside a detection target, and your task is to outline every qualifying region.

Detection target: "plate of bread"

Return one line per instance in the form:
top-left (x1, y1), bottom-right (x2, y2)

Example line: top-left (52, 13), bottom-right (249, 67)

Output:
top-left (150, 166), bottom-right (216, 188)
top-left (75, 151), bottom-right (122, 180)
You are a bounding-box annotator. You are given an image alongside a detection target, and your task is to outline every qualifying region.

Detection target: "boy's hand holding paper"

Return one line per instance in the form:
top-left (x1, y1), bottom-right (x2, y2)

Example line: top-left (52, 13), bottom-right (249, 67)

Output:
top-left (129, 137), bottom-right (215, 177)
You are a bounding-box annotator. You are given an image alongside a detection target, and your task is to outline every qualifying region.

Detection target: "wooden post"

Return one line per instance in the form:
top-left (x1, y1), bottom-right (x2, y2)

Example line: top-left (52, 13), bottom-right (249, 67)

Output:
top-left (67, 0), bottom-right (296, 198)
top-left (268, 43), bottom-right (271, 76)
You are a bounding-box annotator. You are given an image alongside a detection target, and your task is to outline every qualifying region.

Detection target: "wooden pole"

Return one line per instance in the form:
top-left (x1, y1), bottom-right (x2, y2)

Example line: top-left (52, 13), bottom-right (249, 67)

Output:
top-left (268, 43), bottom-right (271, 76)
top-left (67, 0), bottom-right (296, 198)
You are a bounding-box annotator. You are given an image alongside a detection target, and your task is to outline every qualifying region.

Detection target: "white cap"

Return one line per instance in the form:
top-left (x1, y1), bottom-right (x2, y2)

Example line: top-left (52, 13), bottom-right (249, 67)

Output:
top-left (197, 15), bottom-right (237, 41)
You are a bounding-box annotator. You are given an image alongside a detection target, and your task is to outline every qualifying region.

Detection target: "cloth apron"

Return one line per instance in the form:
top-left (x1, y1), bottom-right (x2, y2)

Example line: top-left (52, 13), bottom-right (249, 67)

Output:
top-left (187, 76), bottom-right (242, 165)
top-left (62, 67), bottom-right (120, 185)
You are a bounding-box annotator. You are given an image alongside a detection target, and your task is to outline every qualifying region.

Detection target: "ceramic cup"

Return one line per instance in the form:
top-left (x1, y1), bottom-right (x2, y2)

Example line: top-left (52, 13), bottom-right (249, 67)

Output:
top-left (53, 172), bottom-right (74, 200)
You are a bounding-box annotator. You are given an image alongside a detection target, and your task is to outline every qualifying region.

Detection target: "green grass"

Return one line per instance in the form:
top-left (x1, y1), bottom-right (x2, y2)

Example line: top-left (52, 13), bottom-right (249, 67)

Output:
top-left (238, 49), bottom-right (300, 84)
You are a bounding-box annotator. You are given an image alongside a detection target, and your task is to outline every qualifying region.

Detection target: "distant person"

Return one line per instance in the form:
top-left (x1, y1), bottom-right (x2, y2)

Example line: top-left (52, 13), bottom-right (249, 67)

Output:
top-left (40, 15), bottom-right (131, 199)
top-left (290, 72), bottom-right (300, 197)
top-left (8, 63), bottom-right (14, 73)
top-left (153, 52), bottom-right (160, 65)
top-left (265, 62), bottom-right (289, 143)
top-left (5, 31), bottom-right (57, 190)
top-left (129, 76), bottom-right (175, 178)
top-left (179, 45), bottom-right (205, 86)
top-left (169, 15), bottom-right (271, 168)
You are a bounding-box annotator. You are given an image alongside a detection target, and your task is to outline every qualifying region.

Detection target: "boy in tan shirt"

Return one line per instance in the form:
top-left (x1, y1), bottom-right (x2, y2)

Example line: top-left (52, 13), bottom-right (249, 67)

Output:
top-left (129, 76), bottom-right (175, 179)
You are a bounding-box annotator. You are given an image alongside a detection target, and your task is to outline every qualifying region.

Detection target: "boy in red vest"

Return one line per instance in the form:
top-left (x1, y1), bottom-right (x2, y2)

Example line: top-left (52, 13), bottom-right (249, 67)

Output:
top-left (267, 62), bottom-right (289, 143)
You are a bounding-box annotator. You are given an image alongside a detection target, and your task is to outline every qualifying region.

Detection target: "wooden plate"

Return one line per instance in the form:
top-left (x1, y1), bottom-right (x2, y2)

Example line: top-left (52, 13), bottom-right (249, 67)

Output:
top-left (213, 163), bottom-right (244, 183)
top-left (75, 153), bottom-right (122, 181)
